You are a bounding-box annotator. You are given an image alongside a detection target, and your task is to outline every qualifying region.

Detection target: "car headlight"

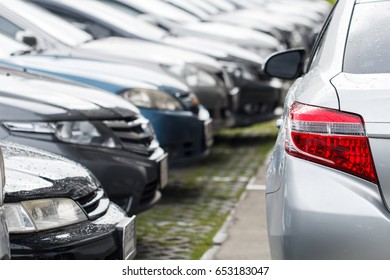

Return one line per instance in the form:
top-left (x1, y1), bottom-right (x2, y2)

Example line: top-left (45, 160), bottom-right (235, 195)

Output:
top-left (219, 61), bottom-right (258, 81)
top-left (4, 198), bottom-right (87, 233)
top-left (163, 64), bottom-right (217, 87)
top-left (3, 121), bottom-right (119, 148)
top-left (121, 88), bottom-right (184, 111)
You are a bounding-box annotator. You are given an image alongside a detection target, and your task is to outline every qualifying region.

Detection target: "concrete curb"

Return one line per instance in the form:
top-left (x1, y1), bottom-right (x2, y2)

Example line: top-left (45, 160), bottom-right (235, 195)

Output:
top-left (200, 151), bottom-right (273, 260)
top-left (200, 181), bottom-right (250, 260)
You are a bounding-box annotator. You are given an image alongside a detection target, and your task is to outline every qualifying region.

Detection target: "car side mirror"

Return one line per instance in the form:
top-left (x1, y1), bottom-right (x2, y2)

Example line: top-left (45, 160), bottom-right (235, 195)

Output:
top-left (15, 30), bottom-right (38, 48)
top-left (264, 48), bottom-right (306, 80)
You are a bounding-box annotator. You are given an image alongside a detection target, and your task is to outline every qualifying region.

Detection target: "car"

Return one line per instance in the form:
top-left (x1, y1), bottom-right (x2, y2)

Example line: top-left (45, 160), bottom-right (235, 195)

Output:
top-left (0, 0), bottom-right (237, 131)
top-left (63, 0), bottom-right (283, 127)
top-left (1, 141), bottom-right (136, 260)
top-left (0, 57), bottom-right (168, 215)
top-left (0, 148), bottom-right (10, 260)
top-left (0, 33), bottom-right (211, 166)
top-left (265, 0), bottom-right (390, 259)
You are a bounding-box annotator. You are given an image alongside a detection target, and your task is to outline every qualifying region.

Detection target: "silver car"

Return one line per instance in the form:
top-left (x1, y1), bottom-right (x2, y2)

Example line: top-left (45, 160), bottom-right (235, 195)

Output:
top-left (265, 0), bottom-right (390, 259)
top-left (0, 148), bottom-right (10, 260)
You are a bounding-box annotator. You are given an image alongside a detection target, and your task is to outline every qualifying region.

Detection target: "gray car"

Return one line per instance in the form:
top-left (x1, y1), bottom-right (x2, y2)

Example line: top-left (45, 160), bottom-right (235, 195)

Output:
top-left (265, 0), bottom-right (390, 259)
top-left (0, 148), bottom-right (10, 260)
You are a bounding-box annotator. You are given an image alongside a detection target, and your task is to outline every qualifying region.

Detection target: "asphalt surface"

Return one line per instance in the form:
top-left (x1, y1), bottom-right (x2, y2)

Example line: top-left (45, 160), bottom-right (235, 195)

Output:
top-left (202, 159), bottom-right (271, 260)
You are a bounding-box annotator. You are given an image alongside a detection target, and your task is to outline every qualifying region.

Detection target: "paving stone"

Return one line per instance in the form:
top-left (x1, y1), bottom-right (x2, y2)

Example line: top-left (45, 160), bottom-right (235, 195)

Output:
top-left (134, 122), bottom-right (277, 260)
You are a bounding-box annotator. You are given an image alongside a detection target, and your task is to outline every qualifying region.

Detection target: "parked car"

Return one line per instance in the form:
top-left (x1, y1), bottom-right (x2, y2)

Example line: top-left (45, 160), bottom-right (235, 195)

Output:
top-left (0, 148), bottom-right (10, 260)
top-left (56, 0), bottom-right (283, 127)
top-left (0, 58), bottom-right (168, 215)
top-left (0, 33), bottom-right (212, 165)
top-left (265, 0), bottom-right (390, 259)
top-left (2, 141), bottom-right (136, 260)
top-left (113, 0), bottom-right (282, 56)
top-left (0, 0), bottom-right (236, 131)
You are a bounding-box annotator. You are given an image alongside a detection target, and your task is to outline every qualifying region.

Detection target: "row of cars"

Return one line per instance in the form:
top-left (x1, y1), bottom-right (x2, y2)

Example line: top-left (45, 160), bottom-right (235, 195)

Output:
top-left (0, 0), bottom-right (331, 259)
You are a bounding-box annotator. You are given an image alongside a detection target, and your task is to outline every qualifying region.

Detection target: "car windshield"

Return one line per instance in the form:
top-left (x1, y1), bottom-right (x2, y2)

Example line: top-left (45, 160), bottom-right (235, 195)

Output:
top-left (56, 0), bottom-right (169, 40)
top-left (116, 0), bottom-right (200, 23)
top-left (344, 2), bottom-right (390, 74)
top-left (0, 33), bottom-right (32, 58)
top-left (0, 0), bottom-right (92, 47)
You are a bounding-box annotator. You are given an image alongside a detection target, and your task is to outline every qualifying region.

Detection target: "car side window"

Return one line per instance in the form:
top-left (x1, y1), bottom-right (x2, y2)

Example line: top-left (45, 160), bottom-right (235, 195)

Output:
top-left (306, 4), bottom-right (336, 71)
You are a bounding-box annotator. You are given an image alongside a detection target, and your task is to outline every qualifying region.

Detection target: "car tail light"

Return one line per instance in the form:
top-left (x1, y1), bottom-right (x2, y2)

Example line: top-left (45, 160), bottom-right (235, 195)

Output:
top-left (285, 102), bottom-right (378, 184)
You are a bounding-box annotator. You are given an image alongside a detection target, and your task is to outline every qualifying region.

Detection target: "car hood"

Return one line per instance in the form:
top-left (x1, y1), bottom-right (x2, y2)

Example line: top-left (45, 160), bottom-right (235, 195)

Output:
top-left (178, 22), bottom-right (281, 50)
top-left (0, 65), bottom-right (140, 122)
top-left (0, 55), bottom-right (189, 95)
top-left (76, 37), bottom-right (222, 73)
top-left (163, 36), bottom-right (264, 66)
top-left (2, 141), bottom-right (100, 202)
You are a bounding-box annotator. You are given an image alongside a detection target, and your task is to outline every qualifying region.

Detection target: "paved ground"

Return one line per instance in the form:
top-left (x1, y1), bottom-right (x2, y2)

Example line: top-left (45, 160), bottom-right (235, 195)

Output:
top-left (135, 122), bottom-right (277, 260)
top-left (209, 162), bottom-right (271, 260)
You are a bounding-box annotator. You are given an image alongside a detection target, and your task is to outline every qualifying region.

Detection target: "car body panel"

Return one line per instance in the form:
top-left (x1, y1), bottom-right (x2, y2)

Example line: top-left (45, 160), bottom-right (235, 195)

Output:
top-left (266, 154), bottom-right (388, 259)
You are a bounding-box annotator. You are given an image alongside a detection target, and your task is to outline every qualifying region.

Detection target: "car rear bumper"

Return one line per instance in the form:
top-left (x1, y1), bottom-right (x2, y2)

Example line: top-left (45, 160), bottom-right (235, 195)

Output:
top-left (10, 203), bottom-right (134, 260)
top-left (266, 154), bottom-right (390, 259)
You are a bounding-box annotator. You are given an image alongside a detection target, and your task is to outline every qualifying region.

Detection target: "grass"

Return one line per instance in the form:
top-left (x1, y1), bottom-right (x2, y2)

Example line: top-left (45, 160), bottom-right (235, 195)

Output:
top-left (135, 120), bottom-right (278, 260)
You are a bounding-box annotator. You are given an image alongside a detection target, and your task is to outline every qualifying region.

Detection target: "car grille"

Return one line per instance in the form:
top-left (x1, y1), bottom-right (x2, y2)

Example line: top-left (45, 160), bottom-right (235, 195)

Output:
top-left (76, 188), bottom-right (110, 220)
top-left (104, 118), bottom-right (158, 156)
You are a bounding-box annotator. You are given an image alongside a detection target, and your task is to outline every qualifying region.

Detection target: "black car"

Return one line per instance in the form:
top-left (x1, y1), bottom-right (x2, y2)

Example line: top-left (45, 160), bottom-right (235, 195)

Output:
top-left (0, 67), bottom-right (168, 215)
top-left (0, 148), bottom-right (10, 260)
top-left (2, 141), bottom-right (136, 260)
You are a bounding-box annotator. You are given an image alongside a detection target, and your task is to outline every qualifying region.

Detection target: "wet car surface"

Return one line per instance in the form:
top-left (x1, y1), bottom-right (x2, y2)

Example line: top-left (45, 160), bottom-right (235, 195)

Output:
top-left (2, 141), bottom-right (136, 260)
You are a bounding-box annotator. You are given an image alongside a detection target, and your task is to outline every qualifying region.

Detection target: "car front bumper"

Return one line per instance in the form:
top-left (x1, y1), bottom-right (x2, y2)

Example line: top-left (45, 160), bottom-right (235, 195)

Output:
top-left (266, 154), bottom-right (390, 259)
top-left (10, 203), bottom-right (135, 260)
top-left (3, 132), bottom-right (166, 215)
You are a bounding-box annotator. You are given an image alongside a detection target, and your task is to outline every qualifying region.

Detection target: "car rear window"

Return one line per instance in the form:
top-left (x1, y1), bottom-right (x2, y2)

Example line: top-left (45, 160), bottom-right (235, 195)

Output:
top-left (344, 2), bottom-right (390, 74)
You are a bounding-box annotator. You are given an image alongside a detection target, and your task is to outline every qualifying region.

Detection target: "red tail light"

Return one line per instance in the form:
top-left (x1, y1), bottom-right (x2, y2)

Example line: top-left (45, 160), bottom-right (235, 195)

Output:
top-left (286, 102), bottom-right (378, 184)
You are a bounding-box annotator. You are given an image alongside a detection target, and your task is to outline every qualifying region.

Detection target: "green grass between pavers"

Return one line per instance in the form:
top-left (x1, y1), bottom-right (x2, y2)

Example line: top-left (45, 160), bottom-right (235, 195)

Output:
top-left (135, 120), bottom-right (278, 260)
